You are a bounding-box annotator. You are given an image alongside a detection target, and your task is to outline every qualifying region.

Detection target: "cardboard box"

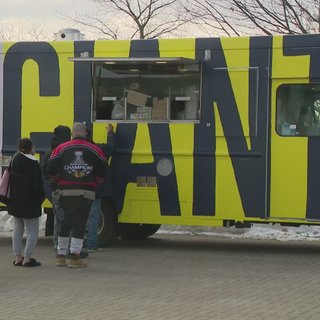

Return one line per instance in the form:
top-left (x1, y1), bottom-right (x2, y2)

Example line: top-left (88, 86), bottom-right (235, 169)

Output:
top-left (153, 97), bottom-right (167, 108)
top-left (152, 113), bottom-right (167, 120)
top-left (152, 109), bottom-right (167, 120)
top-left (152, 97), bottom-right (167, 120)
top-left (127, 90), bottom-right (149, 107)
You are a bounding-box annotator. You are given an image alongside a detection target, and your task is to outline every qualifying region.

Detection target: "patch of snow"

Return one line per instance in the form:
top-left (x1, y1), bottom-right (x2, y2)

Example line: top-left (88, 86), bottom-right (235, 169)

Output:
top-left (158, 224), bottom-right (320, 241)
top-left (0, 211), bottom-right (47, 232)
top-left (1, 210), bottom-right (320, 242)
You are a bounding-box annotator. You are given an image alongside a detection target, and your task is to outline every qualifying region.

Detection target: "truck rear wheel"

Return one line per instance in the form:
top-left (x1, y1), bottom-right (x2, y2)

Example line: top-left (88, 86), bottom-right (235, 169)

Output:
top-left (119, 223), bottom-right (161, 241)
top-left (97, 198), bottom-right (119, 247)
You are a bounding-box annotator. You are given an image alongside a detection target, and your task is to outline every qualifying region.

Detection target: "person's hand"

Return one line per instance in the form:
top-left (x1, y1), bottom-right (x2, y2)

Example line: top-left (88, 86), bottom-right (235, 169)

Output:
top-left (107, 124), bottom-right (114, 132)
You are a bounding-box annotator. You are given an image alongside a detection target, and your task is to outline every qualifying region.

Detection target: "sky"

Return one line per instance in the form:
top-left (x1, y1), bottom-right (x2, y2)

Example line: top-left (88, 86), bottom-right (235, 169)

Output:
top-left (0, 0), bottom-right (227, 41)
top-left (1, 0), bottom-right (92, 40)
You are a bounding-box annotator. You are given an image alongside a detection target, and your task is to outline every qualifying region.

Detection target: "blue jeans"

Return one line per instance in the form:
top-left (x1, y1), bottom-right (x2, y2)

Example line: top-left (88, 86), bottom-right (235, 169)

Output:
top-left (86, 199), bottom-right (101, 249)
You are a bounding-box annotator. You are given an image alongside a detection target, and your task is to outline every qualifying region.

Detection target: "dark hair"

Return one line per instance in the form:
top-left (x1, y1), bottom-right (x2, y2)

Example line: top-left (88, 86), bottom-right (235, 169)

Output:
top-left (18, 138), bottom-right (34, 154)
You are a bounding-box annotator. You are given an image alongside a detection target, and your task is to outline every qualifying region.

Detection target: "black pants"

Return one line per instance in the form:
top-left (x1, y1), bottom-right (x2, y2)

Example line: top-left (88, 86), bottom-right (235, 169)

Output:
top-left (59, 196), bottom-right (92, 239)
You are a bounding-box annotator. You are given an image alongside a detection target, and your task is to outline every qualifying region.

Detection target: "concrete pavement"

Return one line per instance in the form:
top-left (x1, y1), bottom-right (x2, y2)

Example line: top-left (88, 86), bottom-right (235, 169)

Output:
top-left (1, 234), bottom-right (320, 320)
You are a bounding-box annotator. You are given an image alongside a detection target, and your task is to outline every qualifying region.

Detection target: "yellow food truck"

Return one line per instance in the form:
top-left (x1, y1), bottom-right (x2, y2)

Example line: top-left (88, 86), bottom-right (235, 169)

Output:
top-left (0, 29), bottom-right (319, 245)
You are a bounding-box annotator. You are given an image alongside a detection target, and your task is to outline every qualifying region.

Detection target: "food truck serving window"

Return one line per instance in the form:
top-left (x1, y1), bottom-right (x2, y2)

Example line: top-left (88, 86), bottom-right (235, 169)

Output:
top-left (89, 58), bottom-right (201, 122)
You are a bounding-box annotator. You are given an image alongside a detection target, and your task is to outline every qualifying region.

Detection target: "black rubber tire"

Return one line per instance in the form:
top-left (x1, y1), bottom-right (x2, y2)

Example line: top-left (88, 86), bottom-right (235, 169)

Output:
top-left (97, 198), bottom-right (119, 247)
top-left (119, 223), bottom-right (161, 241)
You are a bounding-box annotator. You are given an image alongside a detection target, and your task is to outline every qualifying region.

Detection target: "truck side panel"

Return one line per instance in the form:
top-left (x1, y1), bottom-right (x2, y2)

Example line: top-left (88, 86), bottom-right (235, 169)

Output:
top-left (2, 35), bottom-right (320, 226)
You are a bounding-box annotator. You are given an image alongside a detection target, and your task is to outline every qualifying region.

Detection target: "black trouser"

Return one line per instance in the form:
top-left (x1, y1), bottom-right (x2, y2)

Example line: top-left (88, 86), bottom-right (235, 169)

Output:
top-left (59, 196), bottom-right (92, 239)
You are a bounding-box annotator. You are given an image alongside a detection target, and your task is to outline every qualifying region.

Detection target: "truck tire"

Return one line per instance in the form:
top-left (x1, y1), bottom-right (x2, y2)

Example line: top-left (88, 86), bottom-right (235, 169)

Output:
top-left (119, 223), bottom-right (161, 241)
top-left (97, 198), bottom-right (119, 247)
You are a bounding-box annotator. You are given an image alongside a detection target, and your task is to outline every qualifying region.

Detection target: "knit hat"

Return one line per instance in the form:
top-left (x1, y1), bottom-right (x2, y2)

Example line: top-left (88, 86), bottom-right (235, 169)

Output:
top-left (54, 125), bottom-right (71, 141)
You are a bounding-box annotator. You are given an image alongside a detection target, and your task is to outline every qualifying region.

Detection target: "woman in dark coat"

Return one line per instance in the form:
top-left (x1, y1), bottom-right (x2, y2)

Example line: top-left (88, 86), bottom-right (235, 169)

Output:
top-left (8, 138), bottom-right (45, 267)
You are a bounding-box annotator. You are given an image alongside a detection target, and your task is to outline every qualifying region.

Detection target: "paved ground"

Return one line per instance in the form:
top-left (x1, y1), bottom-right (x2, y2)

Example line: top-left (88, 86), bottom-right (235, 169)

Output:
top-left (1, 234), bottom-right (320, 320)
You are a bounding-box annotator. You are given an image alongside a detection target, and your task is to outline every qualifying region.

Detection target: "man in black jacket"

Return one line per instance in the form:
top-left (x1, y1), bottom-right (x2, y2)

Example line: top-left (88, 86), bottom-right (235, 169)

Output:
top-left (47, 123), bottom-right (107, 268)
top-left (42, 125), bottom-right (71, 254)
top-left (84, 124), bottom-right (116, 252)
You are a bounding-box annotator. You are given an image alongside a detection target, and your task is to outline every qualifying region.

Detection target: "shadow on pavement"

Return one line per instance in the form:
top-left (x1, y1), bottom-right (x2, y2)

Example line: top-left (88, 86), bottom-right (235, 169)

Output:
top-left (113, 235), bottom-right (320, 255)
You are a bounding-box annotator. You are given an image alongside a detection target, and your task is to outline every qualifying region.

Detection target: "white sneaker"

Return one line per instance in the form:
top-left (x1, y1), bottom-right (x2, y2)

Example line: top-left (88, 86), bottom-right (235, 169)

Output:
top-left (86, 248), bottom-right (102, 253)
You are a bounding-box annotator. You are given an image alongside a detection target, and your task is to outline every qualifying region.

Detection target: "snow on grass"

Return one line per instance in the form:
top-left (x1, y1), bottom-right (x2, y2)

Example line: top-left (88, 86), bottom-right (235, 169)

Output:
top-left (1, 210), bottom-right (320, 242)
top-left (158, 224), bottom-right (320, 241)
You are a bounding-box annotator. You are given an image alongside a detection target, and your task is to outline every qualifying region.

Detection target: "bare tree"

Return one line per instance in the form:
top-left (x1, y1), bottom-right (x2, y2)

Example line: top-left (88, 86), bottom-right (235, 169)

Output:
top-left (58, 6), bottom-right (120, 40)
top-left (24, 20), bottom-right (55, 41)
top-left (0, 18), bottom-right (54, 41)
top-left (58, 0), bottom-right (190, 40)
top-left (229, 0), bottom-right (320, 35)
top-left (183, 0), bottom-right (241, 37)
top-left (186, 0), bottom-right (320, 37)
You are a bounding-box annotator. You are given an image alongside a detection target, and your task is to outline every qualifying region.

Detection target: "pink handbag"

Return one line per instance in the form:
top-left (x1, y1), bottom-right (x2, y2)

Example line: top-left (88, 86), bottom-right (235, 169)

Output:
top-left (0, 169), bottom-right (10, 204)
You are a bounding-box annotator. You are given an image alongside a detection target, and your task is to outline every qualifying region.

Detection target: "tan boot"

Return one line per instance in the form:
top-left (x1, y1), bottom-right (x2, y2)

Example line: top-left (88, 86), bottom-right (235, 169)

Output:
top-left (68, 254), bottom-right (87, 268)
top-left (56, 255), bottom-right (66, 267)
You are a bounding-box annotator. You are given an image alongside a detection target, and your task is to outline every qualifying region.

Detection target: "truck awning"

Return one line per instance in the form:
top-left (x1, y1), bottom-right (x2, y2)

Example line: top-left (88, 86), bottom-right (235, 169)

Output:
top-left (68, 57), bottom-right (198, 64)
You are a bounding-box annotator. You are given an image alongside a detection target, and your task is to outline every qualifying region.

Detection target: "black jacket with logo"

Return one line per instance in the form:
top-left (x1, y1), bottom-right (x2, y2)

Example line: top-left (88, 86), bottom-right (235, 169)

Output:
top-left (47, 137), bottom-right (107, 199)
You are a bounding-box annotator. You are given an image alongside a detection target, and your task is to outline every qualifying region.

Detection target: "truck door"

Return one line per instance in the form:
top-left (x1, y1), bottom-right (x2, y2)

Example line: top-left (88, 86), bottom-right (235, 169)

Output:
top-left (270, 39), bottom-right (320, 221)
top-left (209, 42), bottom-right (271, 220)
top-left (270, 80), bottom-right (320, 221)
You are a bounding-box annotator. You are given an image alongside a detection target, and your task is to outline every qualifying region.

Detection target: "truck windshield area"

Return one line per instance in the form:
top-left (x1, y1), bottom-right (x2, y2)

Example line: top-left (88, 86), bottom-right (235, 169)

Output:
top-left (92, 60), bottom-right (201, 122)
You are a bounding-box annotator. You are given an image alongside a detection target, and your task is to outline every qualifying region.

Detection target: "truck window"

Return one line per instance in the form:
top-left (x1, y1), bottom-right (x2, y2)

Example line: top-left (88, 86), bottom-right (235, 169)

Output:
top-left (92, 61), bottom-right (201, 122)
top-left (276, 84), bottom-right (320, 136)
